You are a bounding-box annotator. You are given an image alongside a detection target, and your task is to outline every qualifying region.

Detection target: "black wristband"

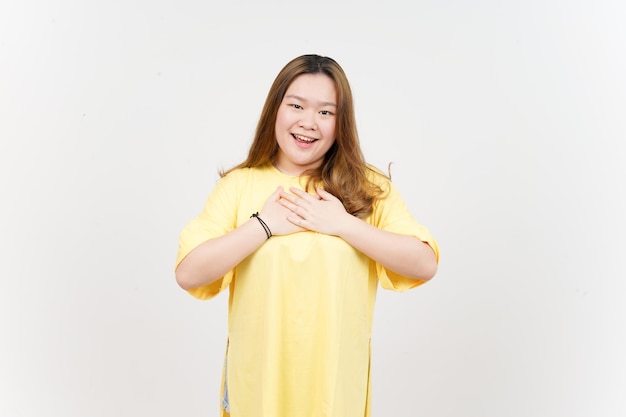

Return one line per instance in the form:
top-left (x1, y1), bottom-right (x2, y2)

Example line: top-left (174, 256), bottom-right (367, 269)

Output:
top-left (250, 212), bottom-right (272, 239)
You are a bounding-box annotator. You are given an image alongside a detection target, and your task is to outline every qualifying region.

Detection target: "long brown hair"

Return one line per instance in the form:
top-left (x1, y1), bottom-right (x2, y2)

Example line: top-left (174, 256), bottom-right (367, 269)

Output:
top-left (221, 54), bottom-right (384, 218)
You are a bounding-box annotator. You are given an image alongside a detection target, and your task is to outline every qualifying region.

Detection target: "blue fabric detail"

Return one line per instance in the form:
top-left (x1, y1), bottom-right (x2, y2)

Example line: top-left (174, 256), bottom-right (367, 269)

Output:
top-left (222, 356), bottom-right (230, 412)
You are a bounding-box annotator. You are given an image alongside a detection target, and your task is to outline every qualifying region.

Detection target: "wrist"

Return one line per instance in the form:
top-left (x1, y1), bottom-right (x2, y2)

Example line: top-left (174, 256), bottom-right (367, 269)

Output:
top-left (250, 212), bottom-right (272, 239)
top-left (336, 212), bottom-right (360, 238)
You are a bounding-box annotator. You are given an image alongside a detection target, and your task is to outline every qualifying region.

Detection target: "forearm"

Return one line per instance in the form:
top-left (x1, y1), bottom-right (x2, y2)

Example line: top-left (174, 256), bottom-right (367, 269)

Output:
top-left (338, 215), bottom-right (438, 280)
top-left (175, 219), bottom-right (268, 290)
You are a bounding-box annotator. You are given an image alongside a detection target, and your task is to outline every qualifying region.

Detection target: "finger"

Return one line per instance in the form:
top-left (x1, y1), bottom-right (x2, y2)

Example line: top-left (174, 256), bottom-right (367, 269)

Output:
top-left (278, 197), bottom-right (297, 212)
top-left (287, 214), bottom-right (307, 228)
top-left (289, 187), bottom-right (316, 201)
top-left (316, 187), bottom-right (338, 201)
top-left (271, 186), bottom-right (284, 200)
top-left (278, 189), bottom-right (296, 203)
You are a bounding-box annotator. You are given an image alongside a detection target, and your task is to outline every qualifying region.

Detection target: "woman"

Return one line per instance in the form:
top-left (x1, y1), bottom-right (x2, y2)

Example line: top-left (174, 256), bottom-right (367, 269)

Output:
top-left (175, 54), bottom-right (439, 417)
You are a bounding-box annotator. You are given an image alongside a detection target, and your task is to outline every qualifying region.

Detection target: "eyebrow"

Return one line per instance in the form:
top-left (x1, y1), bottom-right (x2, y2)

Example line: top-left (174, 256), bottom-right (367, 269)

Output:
top-left (284, 94), bottom-right (337, 108)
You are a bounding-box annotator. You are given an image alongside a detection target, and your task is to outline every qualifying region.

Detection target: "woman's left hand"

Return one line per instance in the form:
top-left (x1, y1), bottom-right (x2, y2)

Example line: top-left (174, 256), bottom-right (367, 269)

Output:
top-left (278, 187), bottom-right (352, 236)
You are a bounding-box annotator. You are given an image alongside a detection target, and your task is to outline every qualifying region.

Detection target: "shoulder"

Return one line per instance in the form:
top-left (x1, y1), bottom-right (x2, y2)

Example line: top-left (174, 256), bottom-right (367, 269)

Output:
top-left (216, 165), bottom-right (279, 193)
top-left (220, 165), bottom-right (269, 182)
top-left (365, 164), bottom-right (393, 193)
top-left (364, 164), bottom-right (414, 209)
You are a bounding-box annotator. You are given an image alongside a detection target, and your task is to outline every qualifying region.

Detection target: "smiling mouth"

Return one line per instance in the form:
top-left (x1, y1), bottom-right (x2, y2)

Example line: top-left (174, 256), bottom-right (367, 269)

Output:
top-left (292, 133), bottom-right (317, 143)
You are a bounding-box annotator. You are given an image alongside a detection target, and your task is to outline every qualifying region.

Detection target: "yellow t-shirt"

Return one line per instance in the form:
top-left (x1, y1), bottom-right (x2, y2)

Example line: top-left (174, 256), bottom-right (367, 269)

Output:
top-left (176, 164), bottom-right (439, 417)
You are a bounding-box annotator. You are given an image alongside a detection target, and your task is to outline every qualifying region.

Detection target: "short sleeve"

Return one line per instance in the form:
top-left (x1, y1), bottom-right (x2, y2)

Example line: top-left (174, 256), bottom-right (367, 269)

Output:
top-left (369, 177), bottom-right (439, 292)
top-left (176, 172), bottom-right (241, 300)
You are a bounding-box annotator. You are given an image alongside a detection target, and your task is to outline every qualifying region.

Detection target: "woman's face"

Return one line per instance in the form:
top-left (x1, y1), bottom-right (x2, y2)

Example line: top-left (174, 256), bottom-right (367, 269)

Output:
top-left (274, 73), bottom-right (337, 176)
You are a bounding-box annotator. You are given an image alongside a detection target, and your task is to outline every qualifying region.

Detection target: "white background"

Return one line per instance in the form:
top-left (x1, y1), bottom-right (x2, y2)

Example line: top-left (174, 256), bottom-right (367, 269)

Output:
top-left (1, 0), bottom-right (625, 416)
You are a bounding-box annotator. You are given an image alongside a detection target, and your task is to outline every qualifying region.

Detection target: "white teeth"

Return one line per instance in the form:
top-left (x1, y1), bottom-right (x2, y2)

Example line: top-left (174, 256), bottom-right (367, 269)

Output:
top-left (293, 134), bottom-right (315, 142)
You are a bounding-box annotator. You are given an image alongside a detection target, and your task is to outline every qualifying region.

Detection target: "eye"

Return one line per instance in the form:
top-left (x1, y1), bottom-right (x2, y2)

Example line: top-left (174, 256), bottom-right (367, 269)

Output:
top-left (319, 110), bottom-right (334, 116)
top-left (290, 104), bottom-right (303, 110)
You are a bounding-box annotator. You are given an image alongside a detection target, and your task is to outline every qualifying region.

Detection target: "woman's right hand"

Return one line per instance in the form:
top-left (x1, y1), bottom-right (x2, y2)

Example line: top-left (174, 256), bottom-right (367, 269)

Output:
top-left (259, 186), bottom-right (306, 236)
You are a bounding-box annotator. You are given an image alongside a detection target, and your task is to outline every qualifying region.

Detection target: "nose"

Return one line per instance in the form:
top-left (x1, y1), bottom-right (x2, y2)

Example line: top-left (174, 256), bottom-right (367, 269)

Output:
top-left (298, 110), bottom-right (317, 130)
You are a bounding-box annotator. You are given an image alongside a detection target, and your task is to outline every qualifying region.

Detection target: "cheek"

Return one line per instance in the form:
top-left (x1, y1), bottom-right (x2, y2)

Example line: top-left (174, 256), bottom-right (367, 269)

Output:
top-left (322, 120), bottom-right (336, 138)
top-left (275, 108), bottom-right (295, 129)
